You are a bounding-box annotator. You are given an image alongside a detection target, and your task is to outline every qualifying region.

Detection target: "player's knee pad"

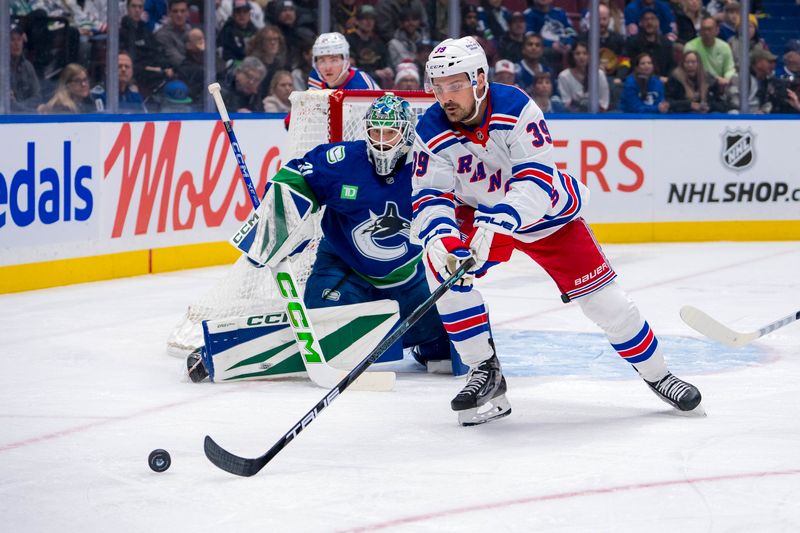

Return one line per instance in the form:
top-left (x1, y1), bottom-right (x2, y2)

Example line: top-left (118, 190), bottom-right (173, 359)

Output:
top-left (577, 281), bottom-right (642, 341)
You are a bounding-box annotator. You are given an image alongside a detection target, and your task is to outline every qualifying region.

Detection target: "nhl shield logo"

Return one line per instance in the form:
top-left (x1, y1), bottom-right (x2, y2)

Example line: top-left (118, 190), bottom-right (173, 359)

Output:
top-left (721, 129), bottom-right (755, 171)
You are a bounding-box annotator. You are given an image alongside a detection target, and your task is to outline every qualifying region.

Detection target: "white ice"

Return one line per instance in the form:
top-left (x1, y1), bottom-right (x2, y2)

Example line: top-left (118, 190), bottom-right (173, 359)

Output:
top-left (1, 242), bottom-right (799, 532)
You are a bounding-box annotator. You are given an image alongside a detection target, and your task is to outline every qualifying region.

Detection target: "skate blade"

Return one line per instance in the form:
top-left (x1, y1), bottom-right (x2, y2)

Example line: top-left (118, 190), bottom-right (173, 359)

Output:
top-left (671, 403), bottom-right (707, 417)
top-left (458, 395), bottom-right (512, 426)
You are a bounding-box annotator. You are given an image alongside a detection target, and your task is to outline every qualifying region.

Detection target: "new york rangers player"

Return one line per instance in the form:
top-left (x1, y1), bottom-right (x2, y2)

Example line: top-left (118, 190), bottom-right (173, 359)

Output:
top-left (307, 32), bottom-right (380, 91)
top-left (412, 37), bottom-right (702, 426)
top-left (285, 94), bottom-right (464, 373)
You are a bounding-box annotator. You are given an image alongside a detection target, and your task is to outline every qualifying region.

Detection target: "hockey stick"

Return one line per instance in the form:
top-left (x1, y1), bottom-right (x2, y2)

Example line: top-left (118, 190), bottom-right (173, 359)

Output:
top-left (680, 305), bottom-right (800, 348)
top-left (204, 257), bottom-right (476, 476)
top-left (207, 83), bottom-right (394, 392)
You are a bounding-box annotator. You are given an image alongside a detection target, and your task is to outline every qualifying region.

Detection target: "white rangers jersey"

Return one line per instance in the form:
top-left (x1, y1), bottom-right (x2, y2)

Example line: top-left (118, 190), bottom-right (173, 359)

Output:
top-left (411, 82), bottom-right (589, 245)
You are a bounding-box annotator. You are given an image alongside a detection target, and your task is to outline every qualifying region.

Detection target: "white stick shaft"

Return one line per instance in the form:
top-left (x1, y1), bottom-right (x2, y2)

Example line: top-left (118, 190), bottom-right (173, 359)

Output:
top-left (680, 305), bottom-right (800, 348)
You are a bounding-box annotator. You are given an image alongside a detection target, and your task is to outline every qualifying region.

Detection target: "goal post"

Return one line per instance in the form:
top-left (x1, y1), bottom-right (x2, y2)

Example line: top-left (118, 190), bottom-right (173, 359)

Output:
top-left (166, 89), bottom-right (436, 358)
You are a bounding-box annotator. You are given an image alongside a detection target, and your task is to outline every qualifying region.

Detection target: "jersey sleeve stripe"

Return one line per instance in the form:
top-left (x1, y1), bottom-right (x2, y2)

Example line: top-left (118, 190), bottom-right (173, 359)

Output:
top-left (308, 78), bottom-right (324, 89)
top-left (511, 161), bottom-right (555, 176)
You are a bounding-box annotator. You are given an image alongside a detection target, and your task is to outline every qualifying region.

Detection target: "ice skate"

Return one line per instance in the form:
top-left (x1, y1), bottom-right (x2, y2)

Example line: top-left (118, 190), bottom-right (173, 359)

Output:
top-left (644, 372), bottom-right (702, 412)
top-left (451, 354), bottom-right (511, 426)
top-left (187, 347), bottom-right (209, 383)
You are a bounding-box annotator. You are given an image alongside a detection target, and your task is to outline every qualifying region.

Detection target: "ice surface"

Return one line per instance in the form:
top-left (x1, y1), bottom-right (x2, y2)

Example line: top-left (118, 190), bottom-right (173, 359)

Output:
top-left (1, 242), bottom-right (799, 532)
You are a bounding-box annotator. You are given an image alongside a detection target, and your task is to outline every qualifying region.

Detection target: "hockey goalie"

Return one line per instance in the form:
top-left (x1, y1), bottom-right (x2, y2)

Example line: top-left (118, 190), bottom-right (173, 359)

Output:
top-left (187, 94), bottom-right (466, 384)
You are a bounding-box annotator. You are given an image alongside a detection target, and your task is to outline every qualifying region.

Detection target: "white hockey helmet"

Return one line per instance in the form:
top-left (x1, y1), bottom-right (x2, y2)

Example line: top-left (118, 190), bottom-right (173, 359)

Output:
top-left (424, 37), bottom-right (489, 121)
top-left (312, 32), bottom-right (350, 62)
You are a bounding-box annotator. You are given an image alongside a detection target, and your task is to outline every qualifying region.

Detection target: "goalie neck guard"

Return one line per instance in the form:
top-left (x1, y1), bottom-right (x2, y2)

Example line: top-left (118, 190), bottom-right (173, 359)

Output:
top-left (364, 94), bottom-right (416, 178)
top-left (424, 37), bottom-right (489, 123)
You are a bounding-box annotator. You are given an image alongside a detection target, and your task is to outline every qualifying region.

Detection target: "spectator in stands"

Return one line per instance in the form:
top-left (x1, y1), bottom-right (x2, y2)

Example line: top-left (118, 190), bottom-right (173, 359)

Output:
top-left (393, 62), bottom-right (421, 89)
top-left (10, 26), bottom-right (41, 113)
top-left (729, 15), bottom-right (769, 70)
top-left (624, 8), bottom-right (675, 82)
top-left (347, 5), bottom-right (394, 88)
top-left (718, 1), bottom-right (740, 42)
top-left (90, 52), bottom-right (146, 113)
top-left (412, 39), bottom-right (434, 83)
top-left (477, 0), bottom-right (510, 44)
top-left (219, 56), bottom-right (267, 112)
top-left (516, 34), bottom-right (553, 91)
top-left (155, 0), bottom-right (192, 68)
top-left (388, 9), bottom-right (424, 70)
top-left (525, 0), bottom-right (576, 71)
top-left (684, 16), bottom-right (736, 89)
top-left (594, 3), bottom-right (626, 60)
top-left (624, 0), bottom-right (676, 41)
top-left (530, 71), bottom-right (566, 113)
top-left (121, 0), bottom-right (172, 97)
top-left (580, 0), bottom-right (626, 37)
top-left (461, 4), bottom-right (497, 65)
top-left (64, 0), bottom-right (108, 67)
top-left (558, 41), bottom-right (610, 112)
top-left (779, 45), bottom-right (800, 80)
top-left (492, 59), bottom-right (517, 85)
top-left (219, 0), bottom-right (258, 63)
top-left (291, 37), bottom-right (314, 90)
top-left (673, 0), bottom-right (703, 45)
top-left (176, 27), bottom-right (209, 108)
top-left (247, 26), bottom-right (291, 100)
top-left (284, 0), bottom-right (319, 34)
top-left (38, 63), bottom-right (97, 114)
top-left (262, 69), bottom-right (293, 112)
top-left (159, 79), bottom-right (193, 112)
top-left (665, 50), bottom-right (727, 113)
top-left (376, 0), bottom-right (429, 43)
top-left (621, 52), bottom-right (669, 112)
top-left (498, 11), bottom-right (528, 65)
top-left (425, 0), bottom-right (450, 43)
top-left (268, 0), bottom-right (316, 69)
top-left (728, 47), bottom-right (780, 113)
top-left (332, 0), bottom-right (360, 35)
top-left (144, 0), bottom-right (167, 32)
top-left (216, 0), bottom-right (265, 31)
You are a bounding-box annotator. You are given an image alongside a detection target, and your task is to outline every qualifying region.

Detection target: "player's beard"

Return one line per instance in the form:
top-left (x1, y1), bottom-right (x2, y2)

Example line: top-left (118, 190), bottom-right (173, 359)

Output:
top-left (442, 100), bottom-right (475, 124)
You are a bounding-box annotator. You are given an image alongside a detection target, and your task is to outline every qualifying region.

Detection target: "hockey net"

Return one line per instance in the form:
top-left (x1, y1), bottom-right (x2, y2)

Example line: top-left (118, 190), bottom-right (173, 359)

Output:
top-left (167, 89), bottom-right (436, 357)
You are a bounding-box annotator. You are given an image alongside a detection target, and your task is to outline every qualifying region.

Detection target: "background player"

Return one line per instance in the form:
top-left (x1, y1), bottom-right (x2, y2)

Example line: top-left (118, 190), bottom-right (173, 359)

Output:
top-left (307, 32), bottom-right (380, 91)
top-left (412, 37), bottom-right (702, 425)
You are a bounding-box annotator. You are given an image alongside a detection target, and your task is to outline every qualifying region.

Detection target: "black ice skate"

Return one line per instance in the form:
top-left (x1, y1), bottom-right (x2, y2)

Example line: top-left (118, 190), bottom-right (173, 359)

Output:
top-left (644, 372), bottom-right (702, 412)
top-left (187, 347), bottom-right (209, 383)
top-left (451, 353), bottom-right (511, 426)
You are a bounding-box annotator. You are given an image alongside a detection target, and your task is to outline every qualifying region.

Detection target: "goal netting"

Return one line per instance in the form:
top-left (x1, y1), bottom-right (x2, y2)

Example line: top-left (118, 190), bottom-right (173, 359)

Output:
top-left (166, 89), bottom-right (436, 357)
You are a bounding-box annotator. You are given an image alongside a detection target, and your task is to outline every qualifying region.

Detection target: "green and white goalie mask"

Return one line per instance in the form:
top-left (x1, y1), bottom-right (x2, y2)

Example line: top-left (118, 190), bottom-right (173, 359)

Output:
top-left (230, 169), bottom-right (320, 267)
top-left (365, 95), bottom-right (416, 177)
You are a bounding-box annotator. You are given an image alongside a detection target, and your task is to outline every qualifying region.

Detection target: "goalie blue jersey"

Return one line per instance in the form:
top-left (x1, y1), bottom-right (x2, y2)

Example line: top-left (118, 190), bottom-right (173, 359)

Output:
top-left (284, 141), bottom-right (421, 288)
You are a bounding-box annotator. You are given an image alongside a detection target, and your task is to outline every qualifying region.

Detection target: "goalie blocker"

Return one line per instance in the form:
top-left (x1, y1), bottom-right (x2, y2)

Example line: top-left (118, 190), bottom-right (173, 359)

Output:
top-left (188, 299), bottom-right (404, 382)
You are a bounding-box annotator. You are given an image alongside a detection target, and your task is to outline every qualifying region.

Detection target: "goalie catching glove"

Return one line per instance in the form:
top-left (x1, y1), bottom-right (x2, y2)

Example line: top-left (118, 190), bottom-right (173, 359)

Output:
top-left (230, 169), bottom-right (321, 267)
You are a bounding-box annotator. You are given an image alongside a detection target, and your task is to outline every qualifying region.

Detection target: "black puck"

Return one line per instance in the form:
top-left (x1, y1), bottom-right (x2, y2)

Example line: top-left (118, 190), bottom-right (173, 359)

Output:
top-left (148, 449), bottom-right (171, 472)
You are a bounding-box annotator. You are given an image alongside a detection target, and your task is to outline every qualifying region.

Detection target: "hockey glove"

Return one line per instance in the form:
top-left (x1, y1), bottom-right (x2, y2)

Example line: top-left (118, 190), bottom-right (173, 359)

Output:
top-left (425, 236), bottom-right (474, 289)
top-left (468, 204), bottom-right (519, 277)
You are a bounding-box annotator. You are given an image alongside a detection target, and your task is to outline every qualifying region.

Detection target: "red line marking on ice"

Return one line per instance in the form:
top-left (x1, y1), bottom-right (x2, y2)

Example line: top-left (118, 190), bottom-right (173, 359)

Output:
top-left (0, 388), bottom-right (240, 453)
top-left (340, 469), bottom-right (800, 532)
top-left (493, 247), bottom-right (800, 328)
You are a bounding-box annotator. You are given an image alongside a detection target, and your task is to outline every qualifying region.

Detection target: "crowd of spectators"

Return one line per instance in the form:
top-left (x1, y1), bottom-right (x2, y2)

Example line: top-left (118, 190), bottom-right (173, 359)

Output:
top-left (8, 0), bottom-right (800, 114)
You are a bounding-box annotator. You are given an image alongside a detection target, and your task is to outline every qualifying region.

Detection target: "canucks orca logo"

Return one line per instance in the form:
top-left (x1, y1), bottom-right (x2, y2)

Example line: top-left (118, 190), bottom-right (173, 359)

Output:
top-left (352, 202), bottom-right (410, 261)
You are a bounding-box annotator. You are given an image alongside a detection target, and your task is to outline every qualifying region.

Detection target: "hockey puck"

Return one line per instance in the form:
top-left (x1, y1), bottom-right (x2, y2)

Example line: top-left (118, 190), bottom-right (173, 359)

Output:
top-left (148, 449), bottom-right (171, 472)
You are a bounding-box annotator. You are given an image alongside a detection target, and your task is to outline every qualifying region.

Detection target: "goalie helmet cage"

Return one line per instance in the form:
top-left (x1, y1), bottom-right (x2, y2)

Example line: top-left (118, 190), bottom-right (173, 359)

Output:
top-left (167, 89), bottom-right (436, 357)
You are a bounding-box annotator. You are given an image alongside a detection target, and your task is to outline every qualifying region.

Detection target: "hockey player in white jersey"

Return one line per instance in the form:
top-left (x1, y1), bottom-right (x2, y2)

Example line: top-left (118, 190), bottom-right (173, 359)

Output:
top-left (412, 36), bottom-right (702, 426)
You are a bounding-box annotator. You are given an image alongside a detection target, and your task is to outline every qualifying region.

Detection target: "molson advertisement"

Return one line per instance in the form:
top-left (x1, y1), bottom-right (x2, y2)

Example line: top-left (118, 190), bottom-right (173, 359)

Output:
top-left (1, 116), bottom-right (798, 292)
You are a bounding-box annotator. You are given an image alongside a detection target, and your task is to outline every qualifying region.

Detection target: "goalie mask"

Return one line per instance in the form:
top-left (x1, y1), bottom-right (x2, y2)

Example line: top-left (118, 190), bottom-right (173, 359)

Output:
top-left (364, 94), bottom-right (416, 178)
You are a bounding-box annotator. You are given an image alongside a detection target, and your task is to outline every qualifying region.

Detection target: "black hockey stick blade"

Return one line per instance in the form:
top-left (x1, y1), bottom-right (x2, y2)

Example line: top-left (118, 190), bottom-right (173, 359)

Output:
top-left (203, 257), bottom-right (476, 477)
top-left (204, 435), bottom-right (267, 477)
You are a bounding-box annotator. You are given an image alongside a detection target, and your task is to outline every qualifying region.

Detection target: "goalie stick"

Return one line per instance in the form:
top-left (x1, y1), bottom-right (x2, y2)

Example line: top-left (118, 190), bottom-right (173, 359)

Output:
top-left (204, 257), bottom-right (476, 477)
top-left (680, 305), bottom-right (800, 348)
top-left (207, 83), bottom-right (394, 392)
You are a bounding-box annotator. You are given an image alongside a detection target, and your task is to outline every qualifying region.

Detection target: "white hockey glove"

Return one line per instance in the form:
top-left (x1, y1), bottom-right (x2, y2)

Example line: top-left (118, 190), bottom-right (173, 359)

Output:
top-left (469, 204), bottom-right (520, 276)
top-left (425, 236), bottom-right (474, 288)
top-left (468, 226), bottom-right (496, 275)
